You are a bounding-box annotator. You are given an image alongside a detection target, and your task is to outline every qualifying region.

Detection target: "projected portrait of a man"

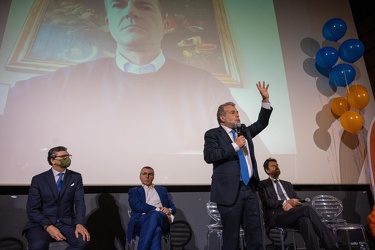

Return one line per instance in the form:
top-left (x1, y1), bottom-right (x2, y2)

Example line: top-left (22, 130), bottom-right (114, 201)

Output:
top-left (0, 0), bottom-right (270, 184)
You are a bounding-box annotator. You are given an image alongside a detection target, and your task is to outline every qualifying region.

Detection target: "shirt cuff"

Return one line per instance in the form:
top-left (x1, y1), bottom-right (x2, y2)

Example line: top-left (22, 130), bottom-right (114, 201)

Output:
top-left (169, 214), bottom-right (175, 223)
top-left (261, 101), bottom-right (271, 110)
top-left (232, 142), bottom-right (240, 151)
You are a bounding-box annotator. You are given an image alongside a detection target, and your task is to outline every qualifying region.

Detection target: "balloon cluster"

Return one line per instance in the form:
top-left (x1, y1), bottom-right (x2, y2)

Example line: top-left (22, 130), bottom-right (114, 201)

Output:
top-left (367, 206), bottom-right (375, 237)
top-left (315, 18), bottom-right (369, 134)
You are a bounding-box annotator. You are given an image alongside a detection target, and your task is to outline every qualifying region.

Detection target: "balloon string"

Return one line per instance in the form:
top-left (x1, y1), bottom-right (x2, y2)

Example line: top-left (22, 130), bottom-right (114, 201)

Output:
top-left (352, 133), bottom-right (366, 177)
top-left (342, 64), bottom-right (350, 91)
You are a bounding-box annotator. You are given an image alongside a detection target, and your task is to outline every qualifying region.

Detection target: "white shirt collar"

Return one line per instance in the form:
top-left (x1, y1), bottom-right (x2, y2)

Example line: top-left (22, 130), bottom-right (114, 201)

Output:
top-left (115, 49), bottom-right (166, 74)
top-left (221, 125), bottom-right (233, 134)
top-left (52, 168), bottom-right (66, 176)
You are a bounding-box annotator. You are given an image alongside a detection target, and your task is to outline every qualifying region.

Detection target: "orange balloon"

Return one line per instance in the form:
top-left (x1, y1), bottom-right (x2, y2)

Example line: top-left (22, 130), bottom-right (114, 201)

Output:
top-left (370, 223), bottom-right (375, 230)
top-left (331, 97), bottom-right (351, 116)
top-left (372, 227), bottom-right (375, 237)
top-left (346, 84), bottom-right (370, 110)
top-left (372, 210), bottom-right (375, 217)
top-left (340, 110), bottom-right (363, 134)
top-left (369, 214), bottom-right (375, 224)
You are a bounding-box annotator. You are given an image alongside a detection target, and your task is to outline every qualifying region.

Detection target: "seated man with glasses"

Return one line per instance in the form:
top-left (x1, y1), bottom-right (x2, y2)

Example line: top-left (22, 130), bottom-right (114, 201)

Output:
top-left (23, 146), bottom-right (90, 250)
top-left (127, 166), bottom-right (176, 250)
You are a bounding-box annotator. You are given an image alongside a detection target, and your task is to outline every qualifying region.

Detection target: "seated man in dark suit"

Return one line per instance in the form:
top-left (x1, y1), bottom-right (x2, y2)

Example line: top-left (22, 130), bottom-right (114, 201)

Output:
top-left (258, 158), bottom-right (339, 250)
top-left (23, 146), bottom-right (90, 250)
top-left (127, 166), bottom-right (176, 250)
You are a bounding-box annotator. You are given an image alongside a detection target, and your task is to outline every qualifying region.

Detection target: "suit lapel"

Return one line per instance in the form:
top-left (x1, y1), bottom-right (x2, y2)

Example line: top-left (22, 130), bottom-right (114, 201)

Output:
top-left (267, 178), bottom-right (278, 199)
top-left (44, 169), bottom-right (59, 199)
top-left (139, 187), bottom-right (146, 202)
top-left (155, 186), bottom-right (166, 206)
top-left (218, 126), bottom-right (232, 144)
top-left (58, 169), bottom-right (69, 197)
top-left (280, 180), bottom-right (293, 198)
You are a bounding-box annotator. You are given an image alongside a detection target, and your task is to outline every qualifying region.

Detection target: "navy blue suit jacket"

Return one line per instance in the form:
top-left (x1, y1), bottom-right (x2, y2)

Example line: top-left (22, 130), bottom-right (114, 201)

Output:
top-left (23, 168), bottom-right (86, 233)
top-left (204, 107), bottom-right (272, 206)
top-left (127, 186), bottom-right (176, 242)
top-left (258, 178), bottom-right (300, 229)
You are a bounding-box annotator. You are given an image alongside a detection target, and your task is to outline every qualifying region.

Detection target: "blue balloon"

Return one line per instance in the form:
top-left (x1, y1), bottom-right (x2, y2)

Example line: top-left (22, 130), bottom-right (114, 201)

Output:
top-left (322, 18), bottom-right (347, 42)
top-left (315, 63), bottom-right (330, 78)
top-left (329, 63), bottom-right (356, 87)
top-left (339, 39), bottom-right (365, 63)
top-left (315, 46), bottom-right (338, 69)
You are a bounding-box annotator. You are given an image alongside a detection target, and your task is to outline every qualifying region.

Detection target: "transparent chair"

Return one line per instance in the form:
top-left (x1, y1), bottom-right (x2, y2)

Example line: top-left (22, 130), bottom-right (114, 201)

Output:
top-left (127, 207), bottom-right (171, 250)
top-left (267, 227), bottom-right (301, 250)
top-left (258, 202), bottom-right (301, 250)
top-left (312, 195), bottom-right (369, 250)
top-left (256, 191), bottom-right (302, 250)
top-left (206, 201), bottom-right (245, 250)
top-left (311, 195), bottom-right (346, 224)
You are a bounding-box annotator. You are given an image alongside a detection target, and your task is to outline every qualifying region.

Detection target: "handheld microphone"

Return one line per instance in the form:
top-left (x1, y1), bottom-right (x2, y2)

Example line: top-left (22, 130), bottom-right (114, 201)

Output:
top-left (299, 198), bottom-right (310, 203)
top-left (236, 123), bottom-right (244, 137)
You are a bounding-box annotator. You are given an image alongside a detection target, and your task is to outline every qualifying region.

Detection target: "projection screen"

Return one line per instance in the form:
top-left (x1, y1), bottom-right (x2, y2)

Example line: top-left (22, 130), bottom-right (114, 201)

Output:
top-left (0, 0), bottom-right (374, 186)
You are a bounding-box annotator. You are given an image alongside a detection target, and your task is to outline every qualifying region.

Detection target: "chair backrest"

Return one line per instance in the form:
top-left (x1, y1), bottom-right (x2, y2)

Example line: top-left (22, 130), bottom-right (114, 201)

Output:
top-left (206, 201), bottom-right (221, 225)
top-left (0, 237), bottom-right (24, 250)
top-left (311, 195), bottom-right (344, 222)
top-left (170, 220), bottom-right (192, 248)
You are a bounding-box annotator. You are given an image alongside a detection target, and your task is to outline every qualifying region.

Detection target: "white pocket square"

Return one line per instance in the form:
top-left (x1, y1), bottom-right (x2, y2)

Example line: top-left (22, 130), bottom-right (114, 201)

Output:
top-left (70, 183), bottom-right (75, 187)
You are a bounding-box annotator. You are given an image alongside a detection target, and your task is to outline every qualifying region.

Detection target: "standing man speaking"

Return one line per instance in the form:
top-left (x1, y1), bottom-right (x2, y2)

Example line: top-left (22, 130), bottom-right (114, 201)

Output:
top-left (204, 81), bottom-right (272, 250)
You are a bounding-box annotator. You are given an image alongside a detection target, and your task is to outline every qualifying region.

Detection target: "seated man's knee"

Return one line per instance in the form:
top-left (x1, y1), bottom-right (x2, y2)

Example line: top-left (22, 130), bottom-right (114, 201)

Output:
top-left (297, 216), bottom-right (313, 229)
top-left (27, 239), bottom-right (50, 250)
top-left (303, 206), bottom-right (316, 215)
top-left (154, 227), bottom-right (162, 238)
top-left (147, 210), bottom-right (165, 223)
top-left (26, 229), bottom-right (51, 250)
top-left (67, 235), bottom-right (89, 249)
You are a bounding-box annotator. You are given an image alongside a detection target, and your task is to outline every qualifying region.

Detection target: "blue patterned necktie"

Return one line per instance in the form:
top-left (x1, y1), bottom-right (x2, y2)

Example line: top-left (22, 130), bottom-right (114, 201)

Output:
top-left (57, 173), bottom-right (64, 193)
top-left (275, 180), bottom-right (287, 200)
top-left (231, 130), bottom-right (250, 185)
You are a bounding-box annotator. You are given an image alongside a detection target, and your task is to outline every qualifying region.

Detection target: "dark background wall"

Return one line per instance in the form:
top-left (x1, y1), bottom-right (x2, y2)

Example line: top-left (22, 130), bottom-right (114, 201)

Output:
top-left (349, 0), bottom-right (375, 97)
top-left (0, 185), bottom-right (373, 249)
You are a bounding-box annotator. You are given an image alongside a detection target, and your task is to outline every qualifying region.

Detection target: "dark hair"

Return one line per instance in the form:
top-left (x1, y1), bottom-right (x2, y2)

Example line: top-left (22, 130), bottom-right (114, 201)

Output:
top-left (47, 146), bottom-right (67, 166)
top-left (104, 0), bottom-right (167, 18)
top-left (263, 157), bottom-right (277, 175)
top-left (216, 102), bottom-right (235, 125)
top-left (140, 166), bottom-right (154, 173)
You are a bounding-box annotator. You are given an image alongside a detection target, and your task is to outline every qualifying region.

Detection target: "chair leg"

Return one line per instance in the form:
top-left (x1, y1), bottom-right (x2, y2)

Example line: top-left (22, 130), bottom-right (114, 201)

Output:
top-left (291, 232), bottom-right (297, 250)
top-left (207, 232), bottom-right (211, 250)
top-left (128, 239), bottom-right (136, 250)
top-left (333, 227), bottom-right (370, 250)
top-left (279, 229), bottom-right (285, 250)
top-left (239, 234), bottom-right (244, 250)
top-left (359, 227), bottom-right (370, 250)
top-left (218, 232), bottom-right (222, 250)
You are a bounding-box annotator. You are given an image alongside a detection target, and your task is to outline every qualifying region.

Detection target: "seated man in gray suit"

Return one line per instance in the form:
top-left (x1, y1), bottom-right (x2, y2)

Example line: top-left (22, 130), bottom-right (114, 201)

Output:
top-left (127, 166), bottom-right (176, 250)
top-left (258, 157), bottom-right (338, 250)
top-left (23, 146), bottom-right (90, 250)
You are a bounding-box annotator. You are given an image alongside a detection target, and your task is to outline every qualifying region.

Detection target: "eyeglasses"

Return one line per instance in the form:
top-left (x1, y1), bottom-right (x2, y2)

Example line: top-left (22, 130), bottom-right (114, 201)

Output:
top-left (54, 154), bottom-right (72, 159)
top-left (141, 172), bottom-right (154, 177)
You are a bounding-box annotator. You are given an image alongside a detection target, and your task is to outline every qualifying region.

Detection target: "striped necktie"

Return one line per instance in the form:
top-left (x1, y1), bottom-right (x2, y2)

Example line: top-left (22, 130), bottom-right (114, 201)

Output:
top-left (275, 180), bottom-right (287, 200)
